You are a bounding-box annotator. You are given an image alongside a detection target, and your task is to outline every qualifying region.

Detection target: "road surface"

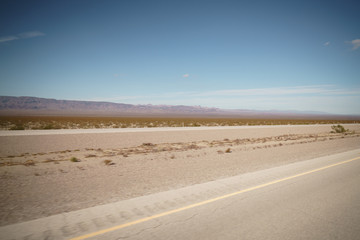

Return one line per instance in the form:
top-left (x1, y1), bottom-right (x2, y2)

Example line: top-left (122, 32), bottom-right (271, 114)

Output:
top-left (1, 149), bottom-right (360, 239)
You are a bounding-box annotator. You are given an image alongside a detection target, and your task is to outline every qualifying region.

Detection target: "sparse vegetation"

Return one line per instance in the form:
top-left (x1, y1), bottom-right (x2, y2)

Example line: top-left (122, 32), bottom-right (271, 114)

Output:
top-left (1, 131), bottom-right (359, 168)
top-left (9, 124), bottom-right (25, 130)
top-left (70, 157), bottom-right (80, 162)
top-left (0, 116), bottom-right (358, 130)
top-left (42, 159), bottom-right (54, 163)
top-left (24, 160), bottom-right (36, 166)
top-left (142, 143), bottom-right (155, 147)
top-left (43, 124), bottom-right (61, 130)
top-left (331, 124), bottom-right (348, 133)
top-left (103, 159), bottom-right (113, 165)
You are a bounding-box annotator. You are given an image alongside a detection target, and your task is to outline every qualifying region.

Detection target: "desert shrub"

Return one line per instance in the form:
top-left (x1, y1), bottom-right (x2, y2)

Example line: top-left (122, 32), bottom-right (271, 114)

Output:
top-left (9, 124), bottom-right (25, 130)
top-left (70, 157), bottom-right (80, 162)
top-left (331, 125), bottom-right (347, 133)
top-left (43, 124), bottom-right (61, 130)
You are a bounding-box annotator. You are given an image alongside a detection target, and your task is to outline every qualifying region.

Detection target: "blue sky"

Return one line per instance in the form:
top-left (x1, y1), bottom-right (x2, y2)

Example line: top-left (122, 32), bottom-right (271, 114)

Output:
top-left (0, 0), bottom-right (359, 114)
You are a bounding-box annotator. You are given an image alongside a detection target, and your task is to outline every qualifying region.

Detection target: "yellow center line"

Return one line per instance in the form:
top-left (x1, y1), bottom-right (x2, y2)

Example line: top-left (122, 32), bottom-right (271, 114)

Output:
top-left (70, 156), bottom-right (360, 240)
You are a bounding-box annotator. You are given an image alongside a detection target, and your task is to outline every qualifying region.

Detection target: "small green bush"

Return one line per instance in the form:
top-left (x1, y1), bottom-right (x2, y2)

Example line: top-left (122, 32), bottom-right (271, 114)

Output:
top-left (70, 157), bottom-right (80, 162)
top-left (331, 125), bottom-right (347, 133)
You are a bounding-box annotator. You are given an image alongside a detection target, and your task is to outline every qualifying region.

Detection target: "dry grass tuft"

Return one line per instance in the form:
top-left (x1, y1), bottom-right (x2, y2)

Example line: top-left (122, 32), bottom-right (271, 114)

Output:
top-left (42, 158), bottom-right (55, 163)
top-left (23, 160), bottom-right (36, 166)
top-left (103, 159), bottom-right (114, 165)
top-left (70, 157), bottom-right (80, 162)
top-left (142, 143), bottom-right (155, 147)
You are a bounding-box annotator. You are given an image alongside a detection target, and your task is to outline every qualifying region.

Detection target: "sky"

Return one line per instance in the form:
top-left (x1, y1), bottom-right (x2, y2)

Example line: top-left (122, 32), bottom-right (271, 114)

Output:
top-left (0, 0), bottom-right (359, 115)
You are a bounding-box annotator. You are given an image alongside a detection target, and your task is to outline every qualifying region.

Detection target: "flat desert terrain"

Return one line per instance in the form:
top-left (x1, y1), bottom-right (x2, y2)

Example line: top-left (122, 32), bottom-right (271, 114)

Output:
top-left (1, 124), bottom-right (360, 226)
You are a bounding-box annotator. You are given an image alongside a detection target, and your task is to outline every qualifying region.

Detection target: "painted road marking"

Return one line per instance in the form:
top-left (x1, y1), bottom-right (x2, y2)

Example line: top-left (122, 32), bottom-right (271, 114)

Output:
top-left (70, 156), bottom-right (360, 240)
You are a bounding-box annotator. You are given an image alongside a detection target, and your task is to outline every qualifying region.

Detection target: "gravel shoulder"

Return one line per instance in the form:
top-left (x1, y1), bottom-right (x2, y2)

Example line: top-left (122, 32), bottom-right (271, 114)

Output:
top-left (0, 124), bottom-right (359, 226)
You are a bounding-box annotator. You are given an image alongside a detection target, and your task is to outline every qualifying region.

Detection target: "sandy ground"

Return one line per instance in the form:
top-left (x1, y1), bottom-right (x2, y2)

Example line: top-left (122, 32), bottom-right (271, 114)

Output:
top-left (0, 124), bottom-right (359, 226)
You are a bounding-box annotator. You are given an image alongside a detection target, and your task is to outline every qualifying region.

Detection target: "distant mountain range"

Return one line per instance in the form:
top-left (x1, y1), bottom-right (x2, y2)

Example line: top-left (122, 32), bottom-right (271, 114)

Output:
top-left (0, 96), bottom-right (358, 120)
top-left (0, 96), bottom-right (221, 115)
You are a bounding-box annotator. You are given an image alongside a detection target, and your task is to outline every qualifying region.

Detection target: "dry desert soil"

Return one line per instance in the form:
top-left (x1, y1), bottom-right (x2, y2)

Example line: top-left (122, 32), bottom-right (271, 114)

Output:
top-left (0, 124), bottom-right (360, 226)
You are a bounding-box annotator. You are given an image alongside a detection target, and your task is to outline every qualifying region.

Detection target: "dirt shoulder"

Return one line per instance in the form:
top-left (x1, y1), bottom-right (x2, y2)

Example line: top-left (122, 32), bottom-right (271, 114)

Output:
top-left (0, 125), bottom-right (359, 226)
top-left (1, 124), bottom-right (359, 156)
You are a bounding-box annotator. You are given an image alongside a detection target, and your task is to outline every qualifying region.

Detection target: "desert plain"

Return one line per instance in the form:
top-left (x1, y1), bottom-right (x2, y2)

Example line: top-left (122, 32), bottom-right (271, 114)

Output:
top-left (0, 124), bottom-right (360, 227)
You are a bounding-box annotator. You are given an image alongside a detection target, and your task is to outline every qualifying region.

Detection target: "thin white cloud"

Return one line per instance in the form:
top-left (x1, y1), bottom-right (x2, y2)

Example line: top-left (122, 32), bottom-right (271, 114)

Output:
top-left (323, 41), bottom-right (330, 46)
top-left (18, 31), bottom-right (45, 39)
top-left (0, 35), bottom-right (19, 43)
top-left (89, 95), bottom-right (146, 102)
top-left (89, 85), bottom-right (360, 114)
top-left (189, 85), bottom-right (348, 97)
top-left (183, 74), bottom-right (189, 78)
top-left (0, 31), bottom-right (45, 43)
top-left (347, 39), bottom-right (360, 50)
top-left (105, 85), bottom-right (360, 101)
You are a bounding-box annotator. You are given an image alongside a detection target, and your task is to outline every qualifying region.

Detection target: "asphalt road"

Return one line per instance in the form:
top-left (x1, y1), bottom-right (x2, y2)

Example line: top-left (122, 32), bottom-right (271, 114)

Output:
top-left (1, 149), bottom-right (360, 240)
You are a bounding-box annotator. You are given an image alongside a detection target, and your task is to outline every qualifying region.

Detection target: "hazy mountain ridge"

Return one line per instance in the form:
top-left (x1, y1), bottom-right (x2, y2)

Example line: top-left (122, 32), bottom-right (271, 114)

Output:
top-left (0, 96), bottom-right (358, 120)
top-left (0, 96), bottom-right (221, 115)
